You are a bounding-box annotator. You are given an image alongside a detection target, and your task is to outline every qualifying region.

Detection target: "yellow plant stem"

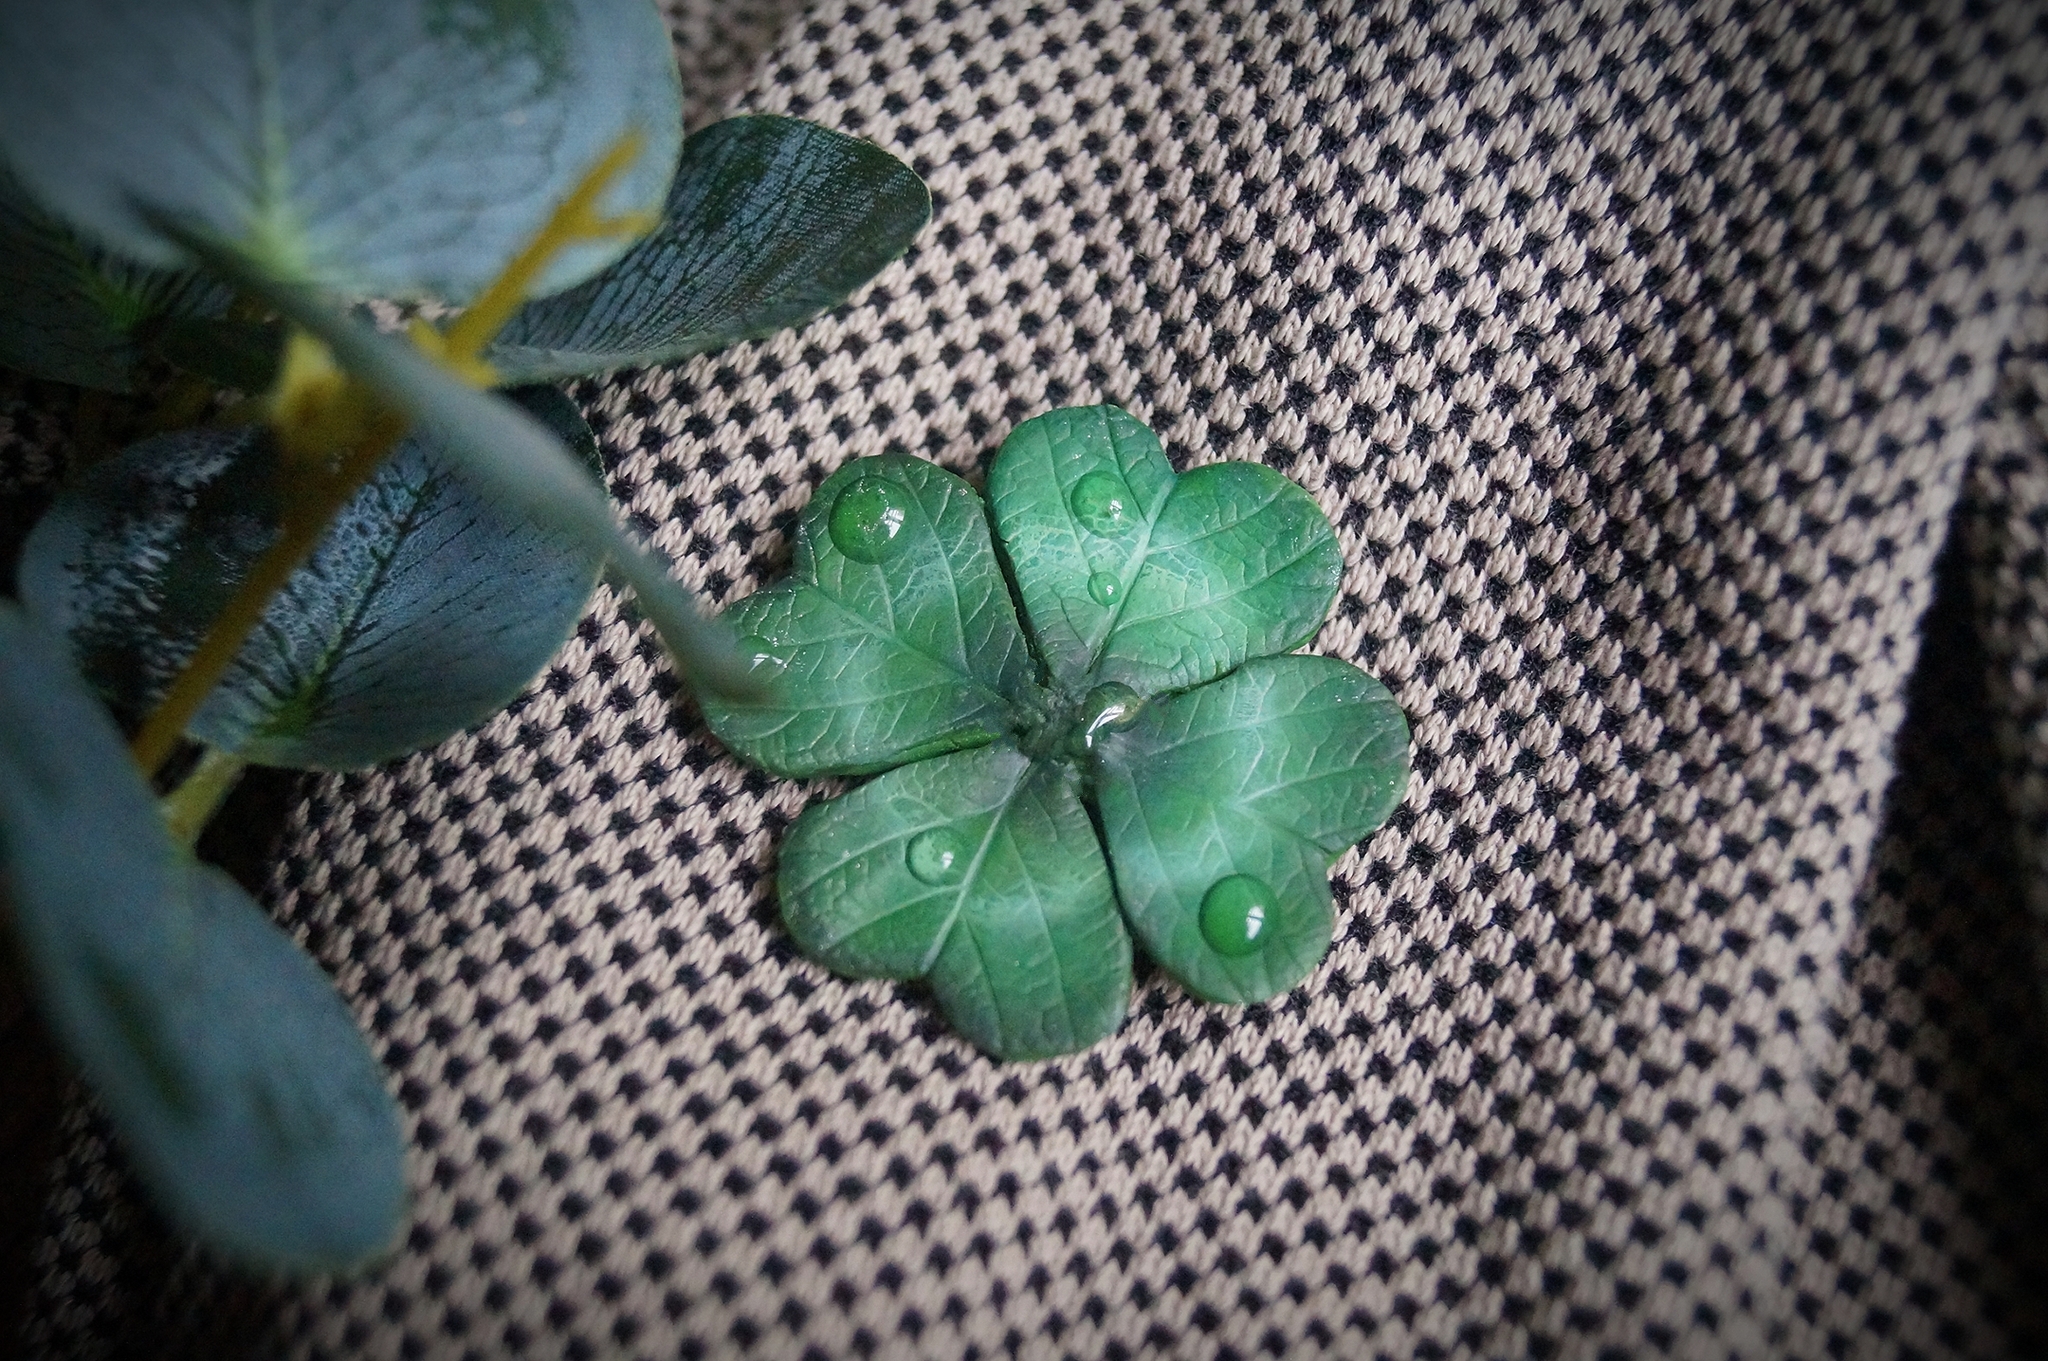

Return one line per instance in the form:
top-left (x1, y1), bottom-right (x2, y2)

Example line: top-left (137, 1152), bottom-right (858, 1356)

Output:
top-left (435, 131), bottom-right (657, 376)
top-left (130, 413), bottom-right (404, 778)
top-left (127, 129), bottom-right (654, 781)
top-left (160, 747), bottom-right (249, 846)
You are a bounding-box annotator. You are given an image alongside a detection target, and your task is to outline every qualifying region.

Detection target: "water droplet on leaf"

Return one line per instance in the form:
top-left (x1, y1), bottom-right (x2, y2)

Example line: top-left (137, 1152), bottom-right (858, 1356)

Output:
top-left (1199, 874), bottom-right (1274, 957)
top-left (1075, 681), bottom-right (1143, 752)
top-left (1087, 571), bottom-right (1121, 605)
top-left (738, 635), bottom-right (786, 675)
top-left (1069, 471), bottom-right (1134, 536)
top-left (907, 827), bottom-right (967, 884)
top-left (829, 476), bottom-right (910, 563)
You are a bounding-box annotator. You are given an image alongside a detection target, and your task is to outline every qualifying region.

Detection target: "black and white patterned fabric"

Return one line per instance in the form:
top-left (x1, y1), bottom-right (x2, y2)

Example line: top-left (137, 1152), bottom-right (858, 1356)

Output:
top-left (15, 0), bottom-right (2048, 1357)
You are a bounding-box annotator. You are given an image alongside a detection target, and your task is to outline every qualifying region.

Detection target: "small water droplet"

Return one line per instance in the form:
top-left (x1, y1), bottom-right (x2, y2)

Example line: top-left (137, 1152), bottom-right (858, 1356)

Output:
top-left (907, 828), bottom-right (967, 885)
top-left (829, 476), bottom-right (910, 563)
top-left (1069, 471), bottom-right (1134, 536)
top-left (738, 634), bottom-right (787, 675)
top-left (1087, 571), bottom-right (1122, 605)
top-left (1199, 874), bottom-right (1274, 957)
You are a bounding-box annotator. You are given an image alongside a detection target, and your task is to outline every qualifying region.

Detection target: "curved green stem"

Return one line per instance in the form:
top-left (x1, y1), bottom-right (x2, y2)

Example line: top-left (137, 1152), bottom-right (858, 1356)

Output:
top-left (160, 747), bottom-right (248, 846)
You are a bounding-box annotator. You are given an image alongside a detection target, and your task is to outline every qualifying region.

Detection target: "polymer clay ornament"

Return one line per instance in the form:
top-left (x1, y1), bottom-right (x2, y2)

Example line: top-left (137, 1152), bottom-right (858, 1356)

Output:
top-left (702, 406), bottom-right (1411, 1060)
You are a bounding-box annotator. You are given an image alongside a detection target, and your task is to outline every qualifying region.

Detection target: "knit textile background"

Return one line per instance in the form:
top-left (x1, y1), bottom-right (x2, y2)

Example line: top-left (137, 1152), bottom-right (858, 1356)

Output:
top-left (17, 0), bottom-right (2048, 1358)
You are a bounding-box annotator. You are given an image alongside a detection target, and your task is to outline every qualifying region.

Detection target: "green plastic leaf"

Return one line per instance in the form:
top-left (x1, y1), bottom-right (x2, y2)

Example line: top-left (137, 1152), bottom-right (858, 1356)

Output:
top-left (700, 454), bottom-right (1042, 777)
top-left (1091, 655), bottom-right (1410, 1004)
top-left (691, 407), bottom-right (1409, 1057)
top-left (988, 405), bottom-right (1344, 694)
top-left (19, 387), bottom-right (604, 770)
top-left (488, 115), bottom-right (931, 383)
top-left (0, 604), bottom-right (406, 1269)
top-left (778, 742), bottom-right (1132, 1060)
top-left (0, 165), bottom-right (231, 391)
top-left (166, 235), bottom-right (757, 699)
top-left (0, 0), bottom-right (683, 302)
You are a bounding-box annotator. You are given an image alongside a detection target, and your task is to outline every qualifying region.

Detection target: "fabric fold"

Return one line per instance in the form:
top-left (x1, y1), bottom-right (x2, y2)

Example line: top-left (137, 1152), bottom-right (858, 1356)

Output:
top-left (16, 0), bottom-right (2048, 1357)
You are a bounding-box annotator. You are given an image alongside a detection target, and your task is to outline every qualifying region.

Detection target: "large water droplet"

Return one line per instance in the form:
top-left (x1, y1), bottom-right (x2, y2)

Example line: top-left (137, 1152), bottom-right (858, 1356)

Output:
top-left (1075, 681), bottom-right (1143, 753)
top-left (1087, 571), bottom-right (1121, 606)
top-left (738, 634), bottom-right (787, 675)
top-left (906, 827), bottom-right (967, 885)
top-left (829, 476), bottom-right (910, 563)
top-left (1069, 471), bottom-right (1134, 537)
top-left (1199, 874), bottom-right (1274, 957)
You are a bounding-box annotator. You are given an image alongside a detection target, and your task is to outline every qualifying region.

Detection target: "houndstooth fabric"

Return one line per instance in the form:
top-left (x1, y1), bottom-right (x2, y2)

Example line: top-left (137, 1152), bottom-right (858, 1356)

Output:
top-left (18, 0), bottom-right (2048, 1357)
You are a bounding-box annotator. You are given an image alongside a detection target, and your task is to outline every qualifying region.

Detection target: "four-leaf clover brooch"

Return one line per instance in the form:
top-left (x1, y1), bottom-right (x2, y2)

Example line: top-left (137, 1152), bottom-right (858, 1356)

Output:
top-left (702, 406), bottom-right (1411, 1060)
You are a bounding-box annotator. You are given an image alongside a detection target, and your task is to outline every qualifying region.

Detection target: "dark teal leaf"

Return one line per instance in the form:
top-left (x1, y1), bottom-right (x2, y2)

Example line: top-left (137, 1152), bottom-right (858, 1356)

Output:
top-left (0, 0), bottom-right (682, 301)
top-left (1091, 655), bottom-right (1410, 1004)
top-left (987, 405), bottom-right (1344, 695)
top-left (20, 387), bottom-right (605, 770)
top-left (0, 165), bottom-right (230, 391)
top-left (488, 115), bottom-right (931, 383)
top-left (164, 239), bottom-right (757, 699)
top-left (699, 454), bottom-right (1041, 777)
top-left (779, 743), bottom-right (1131, 1061)
top-left (0, 604), bottom-right (406, 1269)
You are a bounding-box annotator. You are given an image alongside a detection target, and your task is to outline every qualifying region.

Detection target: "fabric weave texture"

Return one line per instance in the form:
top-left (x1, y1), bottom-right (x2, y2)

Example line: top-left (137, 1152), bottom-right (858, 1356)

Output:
top-left (15, 0), bottom-right (2048, 1357)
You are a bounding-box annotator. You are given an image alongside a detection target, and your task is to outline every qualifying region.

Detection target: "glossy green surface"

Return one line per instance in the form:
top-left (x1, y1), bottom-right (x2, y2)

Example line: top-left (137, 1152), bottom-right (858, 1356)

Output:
top-left (0, 604), bottom-right (406, 1268)
top-left (906, 826), bottom-right (968, 884)
top-left (1094, 655), bottom-right (1410, 1003)
top-left (778, 743), bottom-right (1132, 1060)
top-left (19, 388), bottom-right (603, 770)
top-left (711, 404), bottom-right (1409, 1059)
top-left (987, 405), bottom-right (1344, 693)
top-left (828, 476), bottom-right (912, 564)
top-left (1198, 875), bottom-right (1275, 957)
top-left (700, 454), bottom-right (1039, 777)
top-left (0, 0), bottom-right (681, 301)
top-left (489, 115), bottom-right (931, 383)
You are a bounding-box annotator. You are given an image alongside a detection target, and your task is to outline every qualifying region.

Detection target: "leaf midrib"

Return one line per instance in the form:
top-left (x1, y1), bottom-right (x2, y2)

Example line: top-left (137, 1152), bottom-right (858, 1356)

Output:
top-left (807, 582), bottom-right (1018, 718)
top-left (244, 0), bottom-right (304, 275)
top-left (794, 755), bottom-right (1032, 959)
top-left (1109, 689), bottom-right (1401, 850)
top-left (1106, 528), bottom-right (1329, 635)
top-left (249, 466), bottom-right (437, 741)
top-left (1068, 420), bottom-right (1173, 678)
top-left (920, 762), bottom-right (1035, 975)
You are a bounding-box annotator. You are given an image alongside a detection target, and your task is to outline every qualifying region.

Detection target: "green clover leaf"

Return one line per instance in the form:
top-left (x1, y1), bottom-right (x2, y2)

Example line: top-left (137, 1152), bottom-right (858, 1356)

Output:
top-left (698, 454), bottom-right (1039, 777)
top-left (703, 405), bottom-right (1410, 1059)
top-left (987, 405), bottom-right (1345, 693)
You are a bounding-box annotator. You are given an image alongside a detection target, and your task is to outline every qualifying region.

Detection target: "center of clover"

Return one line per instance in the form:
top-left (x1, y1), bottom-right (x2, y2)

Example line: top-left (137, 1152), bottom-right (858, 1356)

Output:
top-left (1014, 680), bottom-right (1144, 762)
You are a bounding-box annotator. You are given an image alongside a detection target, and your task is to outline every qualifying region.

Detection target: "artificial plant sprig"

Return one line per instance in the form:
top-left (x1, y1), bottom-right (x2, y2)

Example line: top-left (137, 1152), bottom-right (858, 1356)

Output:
top-left (702, 406), bottom-right (1411, 1060)
top-left (1, 0), bottom-right (932, 1271)
top-left (125, 132), bottom-right (748, 776)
